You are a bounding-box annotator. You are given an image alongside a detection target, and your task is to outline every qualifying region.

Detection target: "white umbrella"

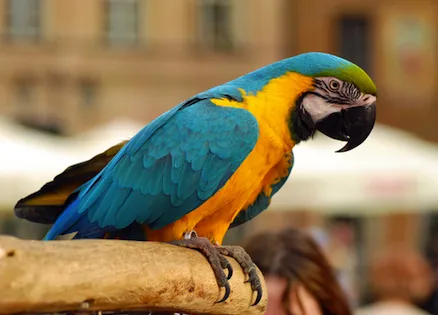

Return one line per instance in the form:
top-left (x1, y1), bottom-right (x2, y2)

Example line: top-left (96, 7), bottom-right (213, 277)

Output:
top-left (0, 118), bottom-right (82, 208)
top-left (271, 124), bottom-right (438, 213)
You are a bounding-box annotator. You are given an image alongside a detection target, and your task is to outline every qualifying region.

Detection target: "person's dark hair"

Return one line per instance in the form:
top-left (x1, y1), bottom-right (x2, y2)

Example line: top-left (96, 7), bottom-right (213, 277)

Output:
top-left (368, 248), bottom-right (433, 304)
top-left (243, 227), bottom-right (352, 315)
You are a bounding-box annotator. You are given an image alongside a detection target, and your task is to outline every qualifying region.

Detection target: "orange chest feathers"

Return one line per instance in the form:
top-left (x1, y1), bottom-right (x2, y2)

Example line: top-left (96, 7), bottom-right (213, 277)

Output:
top-left (145, 72), bottom-right (313, 244)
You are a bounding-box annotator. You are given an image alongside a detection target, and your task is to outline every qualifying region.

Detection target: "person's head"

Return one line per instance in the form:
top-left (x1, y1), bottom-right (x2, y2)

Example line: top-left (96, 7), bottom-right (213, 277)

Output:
top-left (368, 248), bottom-right (433, 304)
top-left (243, 227), bottom-right (352, 315)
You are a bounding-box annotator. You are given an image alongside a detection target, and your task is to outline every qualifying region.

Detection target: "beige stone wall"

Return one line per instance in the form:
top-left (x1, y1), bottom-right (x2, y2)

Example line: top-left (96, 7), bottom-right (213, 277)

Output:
top-left (0, 0), bottom-right (286, 134)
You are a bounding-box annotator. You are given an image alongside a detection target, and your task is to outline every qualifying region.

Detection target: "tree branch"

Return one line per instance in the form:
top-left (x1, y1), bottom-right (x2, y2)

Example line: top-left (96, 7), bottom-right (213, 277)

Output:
top-left (0, 236), bottom-right (266, 315)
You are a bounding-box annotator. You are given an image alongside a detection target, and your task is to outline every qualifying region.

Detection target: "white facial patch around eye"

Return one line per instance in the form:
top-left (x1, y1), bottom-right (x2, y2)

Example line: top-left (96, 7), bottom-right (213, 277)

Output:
top-left (302, 93), bottom-right (341, 122)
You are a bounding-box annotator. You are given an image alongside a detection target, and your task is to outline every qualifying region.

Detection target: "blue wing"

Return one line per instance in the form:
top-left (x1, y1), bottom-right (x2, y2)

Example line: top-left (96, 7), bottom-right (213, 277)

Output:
top-left (229, 155), bottom-right (293, 229)
top-left (44, 97), bottom-right (259, 240)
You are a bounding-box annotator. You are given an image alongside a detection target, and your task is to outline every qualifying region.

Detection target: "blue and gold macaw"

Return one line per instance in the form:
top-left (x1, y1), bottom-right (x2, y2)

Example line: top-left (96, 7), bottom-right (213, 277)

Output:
top-left (14, 52), bottom-right (376, 305)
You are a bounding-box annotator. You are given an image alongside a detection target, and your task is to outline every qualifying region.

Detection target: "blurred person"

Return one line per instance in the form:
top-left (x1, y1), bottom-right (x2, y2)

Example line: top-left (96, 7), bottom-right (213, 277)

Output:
top-left (420, 288), bottom-right (438, 315)
top-left (420, 234), bottom-right (438, 314)
top-left (243, 227), bottom-right (352, 315)
top-left (355, 248), bottom-right (433, 315)
top-left (325, 220), bottom-right (359, 308)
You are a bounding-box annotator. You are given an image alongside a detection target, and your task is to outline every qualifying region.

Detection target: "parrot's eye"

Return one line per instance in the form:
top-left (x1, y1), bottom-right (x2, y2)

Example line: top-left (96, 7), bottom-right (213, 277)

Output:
top-left (329, 80), bottom-right (340, 90)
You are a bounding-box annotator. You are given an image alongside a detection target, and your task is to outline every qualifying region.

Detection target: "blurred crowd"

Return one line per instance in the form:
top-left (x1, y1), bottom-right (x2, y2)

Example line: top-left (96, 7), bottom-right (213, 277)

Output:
top-left (243, 227), bottom-right (438, 315)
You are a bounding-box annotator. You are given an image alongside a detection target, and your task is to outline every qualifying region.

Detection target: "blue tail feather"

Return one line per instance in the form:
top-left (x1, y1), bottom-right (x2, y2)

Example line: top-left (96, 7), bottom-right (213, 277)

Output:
top-left (43, 198), bottom-right (82, 240)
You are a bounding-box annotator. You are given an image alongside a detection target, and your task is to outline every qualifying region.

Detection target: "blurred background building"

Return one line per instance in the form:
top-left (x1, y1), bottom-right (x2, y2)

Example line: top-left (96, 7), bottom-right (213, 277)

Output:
top-left (1, 0), bottom-right (438, 312)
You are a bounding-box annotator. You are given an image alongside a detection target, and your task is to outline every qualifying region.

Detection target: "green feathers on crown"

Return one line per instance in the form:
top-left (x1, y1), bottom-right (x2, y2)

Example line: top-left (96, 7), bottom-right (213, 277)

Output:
top-left (314, 63), bottom-right (377, 96)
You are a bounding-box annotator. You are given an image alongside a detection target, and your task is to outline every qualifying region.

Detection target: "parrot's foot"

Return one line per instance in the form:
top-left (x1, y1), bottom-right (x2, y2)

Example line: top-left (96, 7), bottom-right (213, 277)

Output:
top-left (170, 236), bottom-right (233, 303)
top-left (215, 245), bottom-right (263, 306)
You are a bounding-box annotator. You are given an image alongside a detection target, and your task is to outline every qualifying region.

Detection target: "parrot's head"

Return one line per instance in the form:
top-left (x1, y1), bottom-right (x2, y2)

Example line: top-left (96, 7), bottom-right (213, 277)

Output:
top-left (288, 52), bottom-right (377, 152)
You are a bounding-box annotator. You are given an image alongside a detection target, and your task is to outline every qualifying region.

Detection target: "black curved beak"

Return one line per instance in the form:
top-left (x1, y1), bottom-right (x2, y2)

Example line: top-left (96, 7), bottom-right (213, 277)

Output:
top-left (315, 102), bottom-right (376, 152)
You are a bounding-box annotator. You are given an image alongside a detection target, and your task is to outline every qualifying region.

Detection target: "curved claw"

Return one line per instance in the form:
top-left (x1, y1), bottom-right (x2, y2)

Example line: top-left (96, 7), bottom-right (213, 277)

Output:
top-left (214, 245), bottom-right (264, 307)
top-left (216, 282), bottom-right (231, 303)
top-left (244, 267), bottom-right (256, 283)
top-left (225, 261), bottom-right (233, 280)
top-left (170, 236), bottom-right (233, 304)
top-left (218, 253), bottom-right (233, 280)
top-left (245, 267), bottom-right (263, 306)
top-left (252, 285), bottom-right (263, 306)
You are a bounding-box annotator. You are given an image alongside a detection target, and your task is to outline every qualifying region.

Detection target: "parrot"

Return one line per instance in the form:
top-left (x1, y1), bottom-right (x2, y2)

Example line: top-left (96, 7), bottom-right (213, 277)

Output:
top-left (14, 52), bottom-right (377, 306)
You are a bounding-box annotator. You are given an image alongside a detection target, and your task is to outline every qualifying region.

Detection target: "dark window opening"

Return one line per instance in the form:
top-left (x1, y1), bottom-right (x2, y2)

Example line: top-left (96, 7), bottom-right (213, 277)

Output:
top-left (337, 15), bottom-right (372, 74)
top-left (199, 0), bottom-right (234, 51)
top-left (5, 0), bottom-right (41, 41)
top-left (105, 0), bottom-right (139, 46)
top-left (79, 81), bottom-right (98, 108)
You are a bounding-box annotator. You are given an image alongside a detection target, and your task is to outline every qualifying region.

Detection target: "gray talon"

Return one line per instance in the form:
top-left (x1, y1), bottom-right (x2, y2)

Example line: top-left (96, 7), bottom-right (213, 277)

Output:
top-left (215, 245), bottom-right (264, 306)
top-left (170, 235), bottom-right (233, 304)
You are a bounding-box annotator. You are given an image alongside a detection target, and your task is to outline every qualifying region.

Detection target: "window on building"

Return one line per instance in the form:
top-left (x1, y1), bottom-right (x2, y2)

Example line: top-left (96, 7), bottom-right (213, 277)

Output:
top-left (337, 15), bottom-right (372, 74)
top-left (79, 81), bottom-right (98, 108)
top-left (6, 0), bottom-right (41, 41)
top-left (13, 78), bottom-right (64, 135)
top-left (15, 79), bottom-right (34, 108)
top-left (105, 0), bottom-right (139, 46)
top-left (198, 0), bottom-right (234, 51)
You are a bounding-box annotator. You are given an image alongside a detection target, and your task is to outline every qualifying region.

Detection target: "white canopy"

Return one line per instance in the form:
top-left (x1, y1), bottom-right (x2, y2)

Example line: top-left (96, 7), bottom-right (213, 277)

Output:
top-left (0, 118), bottom-right (143, 208)
top-left (271, 124), bottom-right (438, 213)
top-left (1, 117), bottom-right (438, 215)
top-left (71, 118), bottom-right (143, 156)
top-left (0, 118), bottom-right (77, 208)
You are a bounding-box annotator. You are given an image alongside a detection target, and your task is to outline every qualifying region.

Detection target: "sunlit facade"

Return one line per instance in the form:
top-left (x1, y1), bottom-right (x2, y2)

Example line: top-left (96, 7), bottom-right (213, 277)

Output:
top-left (0, 0), bottom-right (287, 135)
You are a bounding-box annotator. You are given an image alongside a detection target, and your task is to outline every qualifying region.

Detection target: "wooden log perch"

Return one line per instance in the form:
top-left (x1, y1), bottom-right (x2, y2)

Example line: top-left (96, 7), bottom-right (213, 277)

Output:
top-left (0, 235), bottom-right (267, 315)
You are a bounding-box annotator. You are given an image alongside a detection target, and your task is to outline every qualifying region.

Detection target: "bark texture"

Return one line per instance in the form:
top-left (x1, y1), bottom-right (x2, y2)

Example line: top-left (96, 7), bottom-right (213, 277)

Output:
top-left (0, 236), bottom-right (266, 315)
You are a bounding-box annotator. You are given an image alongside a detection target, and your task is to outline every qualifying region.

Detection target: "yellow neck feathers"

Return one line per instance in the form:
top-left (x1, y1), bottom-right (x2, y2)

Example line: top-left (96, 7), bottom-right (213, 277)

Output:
top-left (211, 72), bottom-right (314, 148)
